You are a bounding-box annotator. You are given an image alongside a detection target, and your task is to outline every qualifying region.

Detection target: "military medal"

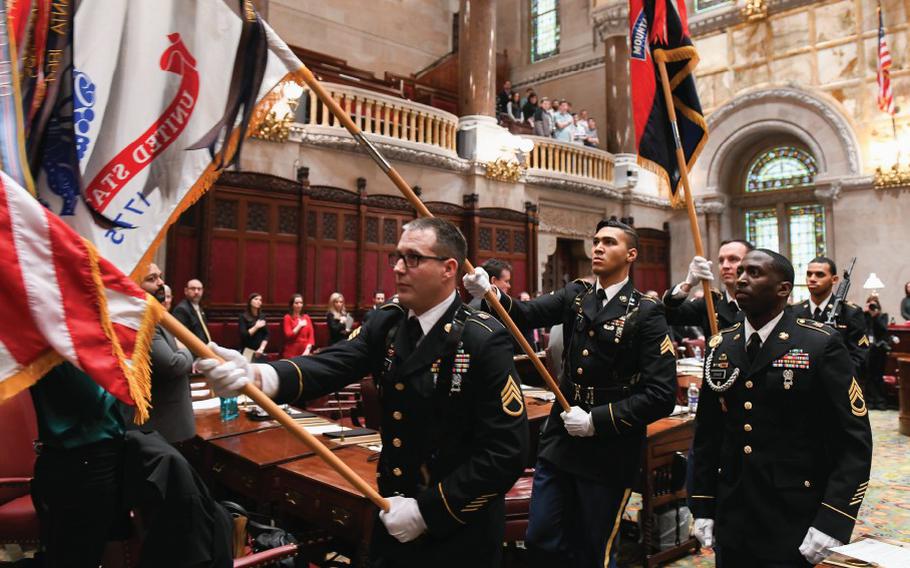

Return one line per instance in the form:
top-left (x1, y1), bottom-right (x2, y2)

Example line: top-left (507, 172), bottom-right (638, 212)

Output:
top-left (431, 358), bottom-right (441, 386)
top-left (451, 349), bottom-right (470, 394)
top-left (783, 369), bottom-right (794, 390)
top-left (771, 349), bottom-right (810, 369)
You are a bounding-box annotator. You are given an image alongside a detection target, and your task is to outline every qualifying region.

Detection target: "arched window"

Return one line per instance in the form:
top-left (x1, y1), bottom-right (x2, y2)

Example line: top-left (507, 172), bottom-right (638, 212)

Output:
top-left (740, 146), bottom-right (826, 302)
top-left (530, 0), bottom-right (559, 63)
top-left (745, 146), bottom-right (818, 192)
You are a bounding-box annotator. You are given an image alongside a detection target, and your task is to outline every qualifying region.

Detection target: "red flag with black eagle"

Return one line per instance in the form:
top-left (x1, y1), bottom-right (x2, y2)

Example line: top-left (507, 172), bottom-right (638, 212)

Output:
top-left (629, 0), bottom-right (707, 206)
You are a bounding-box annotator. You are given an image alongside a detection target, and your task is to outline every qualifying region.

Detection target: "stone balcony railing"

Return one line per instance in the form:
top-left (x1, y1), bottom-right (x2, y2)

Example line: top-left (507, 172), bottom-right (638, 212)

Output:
top-left (296, 82), bottom-right (459, 154)
top-left (526, 135), bottom-right (615, 184)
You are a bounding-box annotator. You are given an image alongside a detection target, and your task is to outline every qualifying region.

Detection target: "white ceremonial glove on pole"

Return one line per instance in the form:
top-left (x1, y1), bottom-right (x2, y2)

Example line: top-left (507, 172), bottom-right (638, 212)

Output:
top-left (799, 527), bottom-right (842, 565)
top-left (693, 518), bottom-right (714, 548)
top-left (685, 256), bottom-right (714, 288)
top-left (560, 406), bottom-right (595, 437)
top-left (379, 495), bottom-right (427, 543)
top-left (462, 267), bottom-right (495, 300)
top-left (196, 343), bottom-right (255, 398)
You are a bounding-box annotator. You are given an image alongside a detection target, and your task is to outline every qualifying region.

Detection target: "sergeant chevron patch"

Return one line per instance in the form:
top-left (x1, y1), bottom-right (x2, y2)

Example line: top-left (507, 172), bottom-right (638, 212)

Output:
top-left (660, 335), bottom-right (675, 357)
top-left (858, 335), bottom-right (870, 347)
top-left (849, 377), bottom-right (867, 417)
top-left (500, 375), bottom-right (524, 417)
top-left (347, 326), bottom-right (362, 341)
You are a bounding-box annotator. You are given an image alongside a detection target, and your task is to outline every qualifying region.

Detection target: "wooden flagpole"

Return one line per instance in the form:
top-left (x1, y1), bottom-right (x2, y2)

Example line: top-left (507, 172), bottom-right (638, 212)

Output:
top-left (158, 308), bottom-right (391, 511)
top-left (291, 66), bottom-right (571, 411)
top-left (653, 50), bottom-right (719, 337)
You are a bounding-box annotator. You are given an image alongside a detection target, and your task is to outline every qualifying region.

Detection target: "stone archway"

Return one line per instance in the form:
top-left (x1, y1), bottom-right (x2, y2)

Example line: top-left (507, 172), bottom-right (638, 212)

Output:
top-left (691, 85), bottom-right (863, 196)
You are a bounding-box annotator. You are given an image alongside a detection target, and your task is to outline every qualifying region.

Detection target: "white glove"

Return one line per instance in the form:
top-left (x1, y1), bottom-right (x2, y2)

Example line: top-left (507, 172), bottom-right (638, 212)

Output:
top-left (685, 256), bottom-right (714, 287)
top-left (560, 406), bottom-right (595, 437)
top-left (196, 343), bottom-right (254, 398)
top-left (799, 527), bottom-right (842, 565)
top-left (379, 495), bottom-right (427, 543)
top-left (693, 518), bottom-right (714, 548)
top-left (462, 267), bottom-right (494, 300)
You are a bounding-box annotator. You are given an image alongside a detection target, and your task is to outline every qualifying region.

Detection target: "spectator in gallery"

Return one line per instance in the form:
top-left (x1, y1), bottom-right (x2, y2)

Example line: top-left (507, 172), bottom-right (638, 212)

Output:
top-left (506, 91), bottom-right (524, 123)
top-left (553, 100), bottom-right (574, 142)
top-left (469, 258), bottom-right (512, 309)
top-left (584, 118), bottom-right (600, 148)
top-left (520, 87), bottom-right (534, 107)
top-left (282, 293), bottom-right (314, 358)
top-left (159, 284), bottom-right (173, 311)
top-left (239, 292), bottom-right (269, 361)
top-left (533, 97), bottom-right (554, 137)
top-left (326, 292), bottom-right (353, 345)
top-left (497, 80), bottom-right (512, 115)
top-left (522, 93), bottom-right (539, 126)
top-left (902, 281), bottom-right (910, 321)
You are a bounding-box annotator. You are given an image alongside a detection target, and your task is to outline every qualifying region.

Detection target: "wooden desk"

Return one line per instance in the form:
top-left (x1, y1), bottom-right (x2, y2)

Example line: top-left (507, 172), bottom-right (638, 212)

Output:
top-left (640, 416), bottom-right (698, 568)
top-left (182, 408), bottom-right (281, 480)
top-left (273, 446), bottom-right (379, 566)
top-left (207, 426), bottom-right (337, 502)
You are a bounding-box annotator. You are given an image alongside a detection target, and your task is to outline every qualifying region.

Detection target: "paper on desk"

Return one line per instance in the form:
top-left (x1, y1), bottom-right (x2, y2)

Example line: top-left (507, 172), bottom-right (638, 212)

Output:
top-left (830, 539), bottom-right (910, 568)
top-left (302, 424), bottom-right (342, 435)
top-left (192, 397), bottom-right (221, 410)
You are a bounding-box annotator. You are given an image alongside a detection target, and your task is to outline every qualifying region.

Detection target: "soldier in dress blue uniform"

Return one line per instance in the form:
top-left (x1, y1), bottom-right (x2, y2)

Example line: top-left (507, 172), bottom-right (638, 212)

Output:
top-left (198, 218), bottom-right (528, 568)
top-left (788, 256), bottom-right (869, 375)
top-left (464, 219), bottom-right (677, 568)
top-left (662, 239), bottom-right (754, 333)
top-left (691, 249), bottom-right (873, 567)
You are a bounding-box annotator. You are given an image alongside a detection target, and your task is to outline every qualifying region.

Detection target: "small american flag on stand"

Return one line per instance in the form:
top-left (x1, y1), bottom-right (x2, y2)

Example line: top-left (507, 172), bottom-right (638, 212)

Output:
top-left (0, 170), bottom-right (161, 421)
top-left (877, 3), bottom-right (895, 116)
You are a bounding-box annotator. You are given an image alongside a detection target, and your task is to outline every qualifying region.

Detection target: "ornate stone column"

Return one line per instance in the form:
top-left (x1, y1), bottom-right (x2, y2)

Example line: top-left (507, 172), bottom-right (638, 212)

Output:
top-left (593, 3), bottom-right (635, 155)
top-left (698, 199), bottom-right (727, 259)
top-left (456, 0), bottom-right (511, 161)
top-left (458, 0), bottom-right (496, 117)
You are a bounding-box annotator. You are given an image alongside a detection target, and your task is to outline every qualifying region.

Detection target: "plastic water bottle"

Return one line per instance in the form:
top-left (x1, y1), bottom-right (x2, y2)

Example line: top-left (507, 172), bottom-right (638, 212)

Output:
top-left (693, 345), bottom-right (703, 360)
top-left (220, 396), bottom-right (239, 421)
top-left (687, 383), bottom-right (699, 415)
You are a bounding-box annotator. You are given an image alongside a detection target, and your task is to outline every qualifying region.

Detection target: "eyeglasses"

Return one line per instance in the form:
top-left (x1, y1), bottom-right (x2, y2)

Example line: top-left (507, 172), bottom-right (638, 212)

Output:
top-left (388, 252), bottom-right (449, 268)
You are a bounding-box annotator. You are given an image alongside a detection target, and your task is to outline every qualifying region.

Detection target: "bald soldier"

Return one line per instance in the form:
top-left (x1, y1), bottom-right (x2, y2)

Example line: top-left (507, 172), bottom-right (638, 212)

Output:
top-left (198, 218), bottom-right (527, 568)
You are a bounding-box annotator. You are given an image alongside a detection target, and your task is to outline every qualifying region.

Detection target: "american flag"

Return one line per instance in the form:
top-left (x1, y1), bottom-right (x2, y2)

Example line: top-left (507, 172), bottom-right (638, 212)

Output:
top-left (0, 170), bottom-right (160, 421)
top-left (877, 4), bottom-right (895, 115)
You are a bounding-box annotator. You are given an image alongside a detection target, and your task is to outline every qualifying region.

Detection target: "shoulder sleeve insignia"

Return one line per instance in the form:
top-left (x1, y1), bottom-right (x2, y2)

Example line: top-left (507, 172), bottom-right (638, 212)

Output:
top-left (858, 335), bottom-right (870, 347)
top-left (500, 375), bottom-right (524, 417)
top-left (708, 334), bottom-right (723, 349)
top-left (347, 326), bottom-right (362, 341)
top-left (660, 334), bottom-right (675, 357)
top-left (849, 377), bottom-right (867, 417)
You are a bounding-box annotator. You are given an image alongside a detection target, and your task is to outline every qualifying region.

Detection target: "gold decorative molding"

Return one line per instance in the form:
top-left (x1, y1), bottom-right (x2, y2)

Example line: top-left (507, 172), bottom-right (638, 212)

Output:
top-left (252, 110), bottom-right (294, 142)
top-left (742, 0), bottom-right (768, 22)
top-left (483, 159), bottom-right (523, 183)
top-left (874, 164), bottom-right (910, 189)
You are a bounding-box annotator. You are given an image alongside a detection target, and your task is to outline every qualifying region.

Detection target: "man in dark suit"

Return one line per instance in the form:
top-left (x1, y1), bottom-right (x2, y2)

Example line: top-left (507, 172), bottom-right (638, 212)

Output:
top-left (789, 256), bottom-right (868, 375)
top-left (136, 263), bottom-right (195, 443)
top-left (464, 219), bottom-right (677, 568)
top-left (691, 250), bottom-right (872, 567)
top-left (198, 218), bottom-right (528, 568)
top-left (663, 239), bottom-right (754, 332)
top-left (172, 278), bottom-right (211, 345)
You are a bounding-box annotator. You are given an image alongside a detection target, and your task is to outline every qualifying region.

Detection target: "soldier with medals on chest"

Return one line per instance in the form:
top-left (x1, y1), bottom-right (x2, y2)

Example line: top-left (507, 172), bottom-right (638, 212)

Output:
top-left (662, 239), bottom-right (754, 332)
top-left (463, 219), bottom-right (677, 568)
top-left (691, 250), bottom-right (873, 567)
top-left (789, 256), bottom-right (869, 376)
top-left (198, 218), bottom-right (528, 568)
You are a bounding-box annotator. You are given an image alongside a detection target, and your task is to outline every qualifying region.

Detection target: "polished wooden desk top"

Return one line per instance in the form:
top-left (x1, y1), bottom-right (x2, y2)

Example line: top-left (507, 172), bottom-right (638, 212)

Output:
top-left (277, 446), bottom-right (379, 499)
top-left (209, 425), bottom-right (338, 468)
top-left (194, 408), bottom-right (279, 441)
top-left (647, 415), bottom-right (694, 437)
top-left (525, 397), bottom-right (553, 423)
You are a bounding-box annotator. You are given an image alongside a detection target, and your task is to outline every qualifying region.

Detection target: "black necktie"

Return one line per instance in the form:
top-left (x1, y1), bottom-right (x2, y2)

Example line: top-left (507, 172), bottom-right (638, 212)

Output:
top-left (747, 333), bottom-right (762, 365)
top-left (813, 307), bottom-right (824, 322)
top-left (596, 288), bottom-right (607, 307)
top-left (406, 316), bottom-right (423, 353)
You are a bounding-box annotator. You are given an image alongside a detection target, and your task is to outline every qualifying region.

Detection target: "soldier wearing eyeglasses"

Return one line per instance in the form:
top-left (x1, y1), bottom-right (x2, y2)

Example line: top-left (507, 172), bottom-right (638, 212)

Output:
top-left (197, 218), bottom-right (528, 568)
top-left (464, 218), bottom-right (677, 568)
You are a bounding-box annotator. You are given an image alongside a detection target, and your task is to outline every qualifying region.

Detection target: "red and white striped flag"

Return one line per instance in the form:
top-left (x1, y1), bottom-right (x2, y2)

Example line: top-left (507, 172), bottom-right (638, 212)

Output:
top-left (0, 170), bottom-right (160, 421)
top-left (877, 4), bottom-right (895, 115)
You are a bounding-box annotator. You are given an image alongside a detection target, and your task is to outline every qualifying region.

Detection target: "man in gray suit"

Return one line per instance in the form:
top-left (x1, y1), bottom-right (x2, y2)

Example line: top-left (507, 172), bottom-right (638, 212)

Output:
top-left (137, 263), bottom-right (196, 443)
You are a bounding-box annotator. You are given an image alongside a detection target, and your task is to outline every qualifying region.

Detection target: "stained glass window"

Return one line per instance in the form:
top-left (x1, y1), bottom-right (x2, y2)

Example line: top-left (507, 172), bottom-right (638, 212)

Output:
top-left (745, 208), bottom-right (780, 251)
top-left (695, 0), bottom-right (734, 13)
top-left (788, 204), bottom-right (827, 302)
top-left (746, 147), bottom-right (818, 192)
top-left (531, 0), bottom-right (559, 63)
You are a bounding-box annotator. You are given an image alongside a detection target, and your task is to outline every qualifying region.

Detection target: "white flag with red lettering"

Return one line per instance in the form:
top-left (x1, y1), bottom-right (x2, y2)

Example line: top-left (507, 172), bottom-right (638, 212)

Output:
top-left (37, 0), bottom-right (302, 277)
